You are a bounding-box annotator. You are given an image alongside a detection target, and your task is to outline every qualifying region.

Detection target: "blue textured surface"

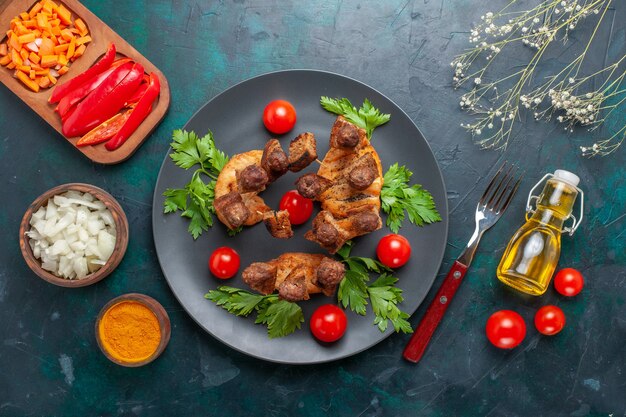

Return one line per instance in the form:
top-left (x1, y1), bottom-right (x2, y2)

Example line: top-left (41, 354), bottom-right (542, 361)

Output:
top-left (0, 0), bottom-right (624, 416)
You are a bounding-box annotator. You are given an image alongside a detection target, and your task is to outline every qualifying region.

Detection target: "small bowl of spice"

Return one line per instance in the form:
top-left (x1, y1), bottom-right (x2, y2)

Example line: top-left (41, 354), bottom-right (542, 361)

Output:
top-left (95, 293), bottom-right (171, 367)
top-left (19, 183), bottom-right (128, 287)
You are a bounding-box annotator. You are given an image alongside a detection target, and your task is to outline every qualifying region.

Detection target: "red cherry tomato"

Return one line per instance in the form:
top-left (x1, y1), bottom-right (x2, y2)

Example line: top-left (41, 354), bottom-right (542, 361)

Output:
top-left (279, 190), bottom-right (313, 225)
top-left (485, 310), bottom-right (526, 349)
top-left (534, 305), bottom-right (566, 336)
top-left (209, 247), bottom-right (240, 279)
top-left (263, 100), bottom-right (297, 134)
top-left (376, 234), bottom-right (411, 268)
top-left (310, 304), bottom-right (347, 343)
top-left (554, 268), bottom-right (584, 297)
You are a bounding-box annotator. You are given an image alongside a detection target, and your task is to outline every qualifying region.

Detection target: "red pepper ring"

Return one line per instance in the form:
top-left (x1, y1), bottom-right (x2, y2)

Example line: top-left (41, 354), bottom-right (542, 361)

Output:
top-left (49, 43), bottom-right (117, 104)
top-left (62, 62), bottom-right (144, 137)
top-left (56, 58), bottom-right (134, 118)
top-left (105, 73), bottom-right (160, 151)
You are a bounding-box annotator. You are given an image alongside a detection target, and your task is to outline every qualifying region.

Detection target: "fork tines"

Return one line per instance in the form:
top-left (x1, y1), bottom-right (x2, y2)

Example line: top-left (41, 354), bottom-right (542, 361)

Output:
top-left (480, 162), bottom-right (523, 214)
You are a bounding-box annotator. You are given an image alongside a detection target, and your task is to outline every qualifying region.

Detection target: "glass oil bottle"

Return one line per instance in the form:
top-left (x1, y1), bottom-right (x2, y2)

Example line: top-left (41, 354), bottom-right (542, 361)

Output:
top-left (497, 170), bottom-right (584, 296)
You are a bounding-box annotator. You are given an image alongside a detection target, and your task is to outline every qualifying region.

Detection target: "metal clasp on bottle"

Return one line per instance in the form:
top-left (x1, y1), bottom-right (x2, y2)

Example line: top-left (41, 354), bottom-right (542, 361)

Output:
top-left (525, 173), bottom-right (584, 236)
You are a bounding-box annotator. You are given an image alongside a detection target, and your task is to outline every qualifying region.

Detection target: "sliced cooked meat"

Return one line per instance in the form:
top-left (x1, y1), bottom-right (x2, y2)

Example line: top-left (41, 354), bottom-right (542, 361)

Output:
top-left (288, 132), bottom-right (317, 172)
top-left (214, 150), bottom-right (270, 229)
top-left (278, 272), bottom-right (309, 301)
top-left (261, 139), bottom-right (289, 181)
top-left (347, 153), bottom-right (378, 190)
top-left (213, 191), bottom-right (250, 229)
top-left (315, 257), bottom-right (346, 296)
top-left (312, 214), bottom-right (339, 246)
top-left (242, 253), bottom-right (343, 299)
top-left (305, 116), bottom-right (384, 252)
top-left (263, 210), bottom-right (293, 239)
top-left (242, 262), bottom-right (277, 295)
top-left (352, 210), bottom-right (381, 233)
top-left (330, 116), bottom-right (365, 148)
top-left (238, 164), bottom-right (269, 193)
top-left (295, 173), bottom-right (333, 200)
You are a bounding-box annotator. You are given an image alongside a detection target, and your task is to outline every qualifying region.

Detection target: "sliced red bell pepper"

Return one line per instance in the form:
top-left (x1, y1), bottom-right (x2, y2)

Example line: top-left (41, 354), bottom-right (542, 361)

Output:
top-left (49, 43), bottom-right (117, 104)
top-left (76, 111), bottom-right (132, 147)
top-left (105, 72), bottom-right (160, 151)
top-left (62, 62), bottom-right (144, 137)
top-left (56, 58), bottom-right (134, 118)
top-left (124, 81), bottom-right (149, 108)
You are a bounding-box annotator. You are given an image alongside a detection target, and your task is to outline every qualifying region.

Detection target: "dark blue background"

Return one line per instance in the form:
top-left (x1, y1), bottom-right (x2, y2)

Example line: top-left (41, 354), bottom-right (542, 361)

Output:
top-left (0, 1), bottom-right (624, 416)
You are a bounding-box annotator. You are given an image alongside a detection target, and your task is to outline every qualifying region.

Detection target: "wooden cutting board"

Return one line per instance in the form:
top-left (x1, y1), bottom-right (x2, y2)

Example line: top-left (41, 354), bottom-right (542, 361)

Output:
top-left (0, 0), bottom-right (170, 164)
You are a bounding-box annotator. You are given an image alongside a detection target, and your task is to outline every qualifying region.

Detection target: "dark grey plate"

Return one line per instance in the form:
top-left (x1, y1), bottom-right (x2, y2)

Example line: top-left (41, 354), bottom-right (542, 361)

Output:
top-left (152, 70), bottom-right (448, 364)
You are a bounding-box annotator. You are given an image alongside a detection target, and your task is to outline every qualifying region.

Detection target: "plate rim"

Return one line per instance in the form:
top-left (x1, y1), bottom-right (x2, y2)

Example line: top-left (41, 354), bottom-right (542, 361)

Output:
top-left (151, 68), bottom-right (449, 364)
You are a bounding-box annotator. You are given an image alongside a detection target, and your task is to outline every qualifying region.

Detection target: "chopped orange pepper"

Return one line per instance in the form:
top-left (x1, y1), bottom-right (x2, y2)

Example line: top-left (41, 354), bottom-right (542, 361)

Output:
top-left (16, 70), bottom-right (39, 92)
top-left (74, 18), bottom-right (88, 36)
top-left (3, 0), bottom-right (90, 91)
top-left (40, 54), bottom-right (58, 68)
top-left (29, 51), bottom-right (40, 64)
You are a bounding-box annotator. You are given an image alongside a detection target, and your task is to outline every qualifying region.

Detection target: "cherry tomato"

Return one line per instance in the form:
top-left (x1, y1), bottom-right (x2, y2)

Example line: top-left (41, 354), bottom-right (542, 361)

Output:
top-left (485, 310), bottom-right (526, 349)
top-left (534, 305), bottom-right (566, 336)
top-left (263, 100), bottom-right (297, 134)
top-left (376, 234), bottom-right (411, 268)
top-left (554, 268), bottom-right (584, 297)
top-left (310, 304), bottom-right (347, 343)
top-left (279, 190), bottom-right (313, 225)
top-left (209, 247), bottom-right (240, 279)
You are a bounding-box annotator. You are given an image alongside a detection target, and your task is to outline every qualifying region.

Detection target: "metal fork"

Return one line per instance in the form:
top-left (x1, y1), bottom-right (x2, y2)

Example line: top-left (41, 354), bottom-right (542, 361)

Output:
top-left (403, 162), bottom-right (523, 363)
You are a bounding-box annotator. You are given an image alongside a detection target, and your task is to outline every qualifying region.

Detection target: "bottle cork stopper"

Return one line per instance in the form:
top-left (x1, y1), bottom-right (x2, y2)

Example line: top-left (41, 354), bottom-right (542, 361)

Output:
top-left (554, 169), bottom-right (580, 187)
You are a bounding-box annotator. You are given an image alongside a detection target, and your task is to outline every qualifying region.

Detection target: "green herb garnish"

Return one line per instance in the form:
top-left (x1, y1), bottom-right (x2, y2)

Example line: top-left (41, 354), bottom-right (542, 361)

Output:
top-left (336, 242), bottom-right (413, 333)
top-left (320, 96), bottom-right (391, 139)
top-left (163, 129), bottom-right (230, 239)
top-left (381, 163), bottom-right (442, 233)
top-left (206, 286), bottom-right (304, 338)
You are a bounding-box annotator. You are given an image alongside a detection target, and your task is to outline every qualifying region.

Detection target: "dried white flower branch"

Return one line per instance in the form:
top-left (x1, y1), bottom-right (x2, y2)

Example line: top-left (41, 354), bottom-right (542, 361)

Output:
top-left (452, 0), bottom-right (626, 156)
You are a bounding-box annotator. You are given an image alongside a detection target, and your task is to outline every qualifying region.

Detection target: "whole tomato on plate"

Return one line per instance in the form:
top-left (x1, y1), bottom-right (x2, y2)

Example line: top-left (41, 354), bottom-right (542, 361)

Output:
top-left (310, 304), bottom-right (347, 343)
top-left (279, 190), bottom-right (313, 225)
top-left (376, 234), bottom-right (411, 268)
top-left (263, 100), bottom-right (297, 134)
top-left (209, 247), bottom-right (240, 279)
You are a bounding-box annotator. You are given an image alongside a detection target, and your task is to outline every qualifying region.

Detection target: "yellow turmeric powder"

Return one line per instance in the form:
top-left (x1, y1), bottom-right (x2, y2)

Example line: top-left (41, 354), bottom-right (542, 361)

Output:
top-left (98, 300), bottom-right (161, 363)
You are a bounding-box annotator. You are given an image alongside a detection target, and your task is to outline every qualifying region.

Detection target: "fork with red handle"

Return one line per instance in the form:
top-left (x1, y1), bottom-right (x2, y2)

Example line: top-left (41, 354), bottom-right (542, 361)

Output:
top-left (403, 163), bottom-right (522, 363)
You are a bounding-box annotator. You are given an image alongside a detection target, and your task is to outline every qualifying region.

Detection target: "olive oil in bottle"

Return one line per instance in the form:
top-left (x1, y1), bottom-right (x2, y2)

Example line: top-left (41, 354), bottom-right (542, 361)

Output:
top-left (497, 170), bottom-right (583, 296)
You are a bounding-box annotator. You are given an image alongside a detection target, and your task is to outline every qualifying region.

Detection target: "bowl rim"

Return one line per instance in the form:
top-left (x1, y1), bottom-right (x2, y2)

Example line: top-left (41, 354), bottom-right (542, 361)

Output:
top-left (19, 182), bottom-right (129, 288)
top-left (95, 293), bottom-right (171, 367)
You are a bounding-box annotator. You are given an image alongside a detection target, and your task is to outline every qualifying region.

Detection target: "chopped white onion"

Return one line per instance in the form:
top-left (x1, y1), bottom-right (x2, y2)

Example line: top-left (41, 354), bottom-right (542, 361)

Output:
top-left (27, 191), bottom-right (117, 280)
top-left (26, 41), bottom-right (39, 53)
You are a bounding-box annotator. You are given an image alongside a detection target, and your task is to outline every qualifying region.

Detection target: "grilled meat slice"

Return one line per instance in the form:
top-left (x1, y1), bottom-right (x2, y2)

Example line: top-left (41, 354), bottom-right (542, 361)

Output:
top-left (278, 272), bottom-right (309, 301)
top-left (215, 150), bottom-right (271, 229)
top-left (213, 191), bottom-right (251, 229)
top-left (347, 153), bottom-right (378, 190)
top-left (242, 262), bottom-right (277, 295)
top-left (242, 253), bottom-right (345, 301)
top-left (263, 210), bottom-right (293, 239)
top-left (314, 257), bottom-right (346, 297)
top-left (288, 132), bottom-right (317, 172)
top-left (305, 116), bottom-right (384, 252)
top-left (305, 207), bottom-right (382, 253)
top-left (238, 164), bottom-right (269, 193)
top-left (330, 116), bottom-right (365, 149)
top-left (295, 173), bottom-right (333, 200)
top-left (261, 139), bottom-right (289, 182)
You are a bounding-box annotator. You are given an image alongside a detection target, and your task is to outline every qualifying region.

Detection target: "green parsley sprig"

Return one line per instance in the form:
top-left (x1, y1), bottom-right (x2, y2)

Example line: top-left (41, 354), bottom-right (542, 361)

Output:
top-left (162, 130), bottom-right (230, 239)
top-left (320, 96), bottom-right (391, 139)
top-left (205, 286), bottom-right (304, 338)
top-left (336, 242), bottom-right (413, 333)
top-left (381, 163), bottom-right (442, 233)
